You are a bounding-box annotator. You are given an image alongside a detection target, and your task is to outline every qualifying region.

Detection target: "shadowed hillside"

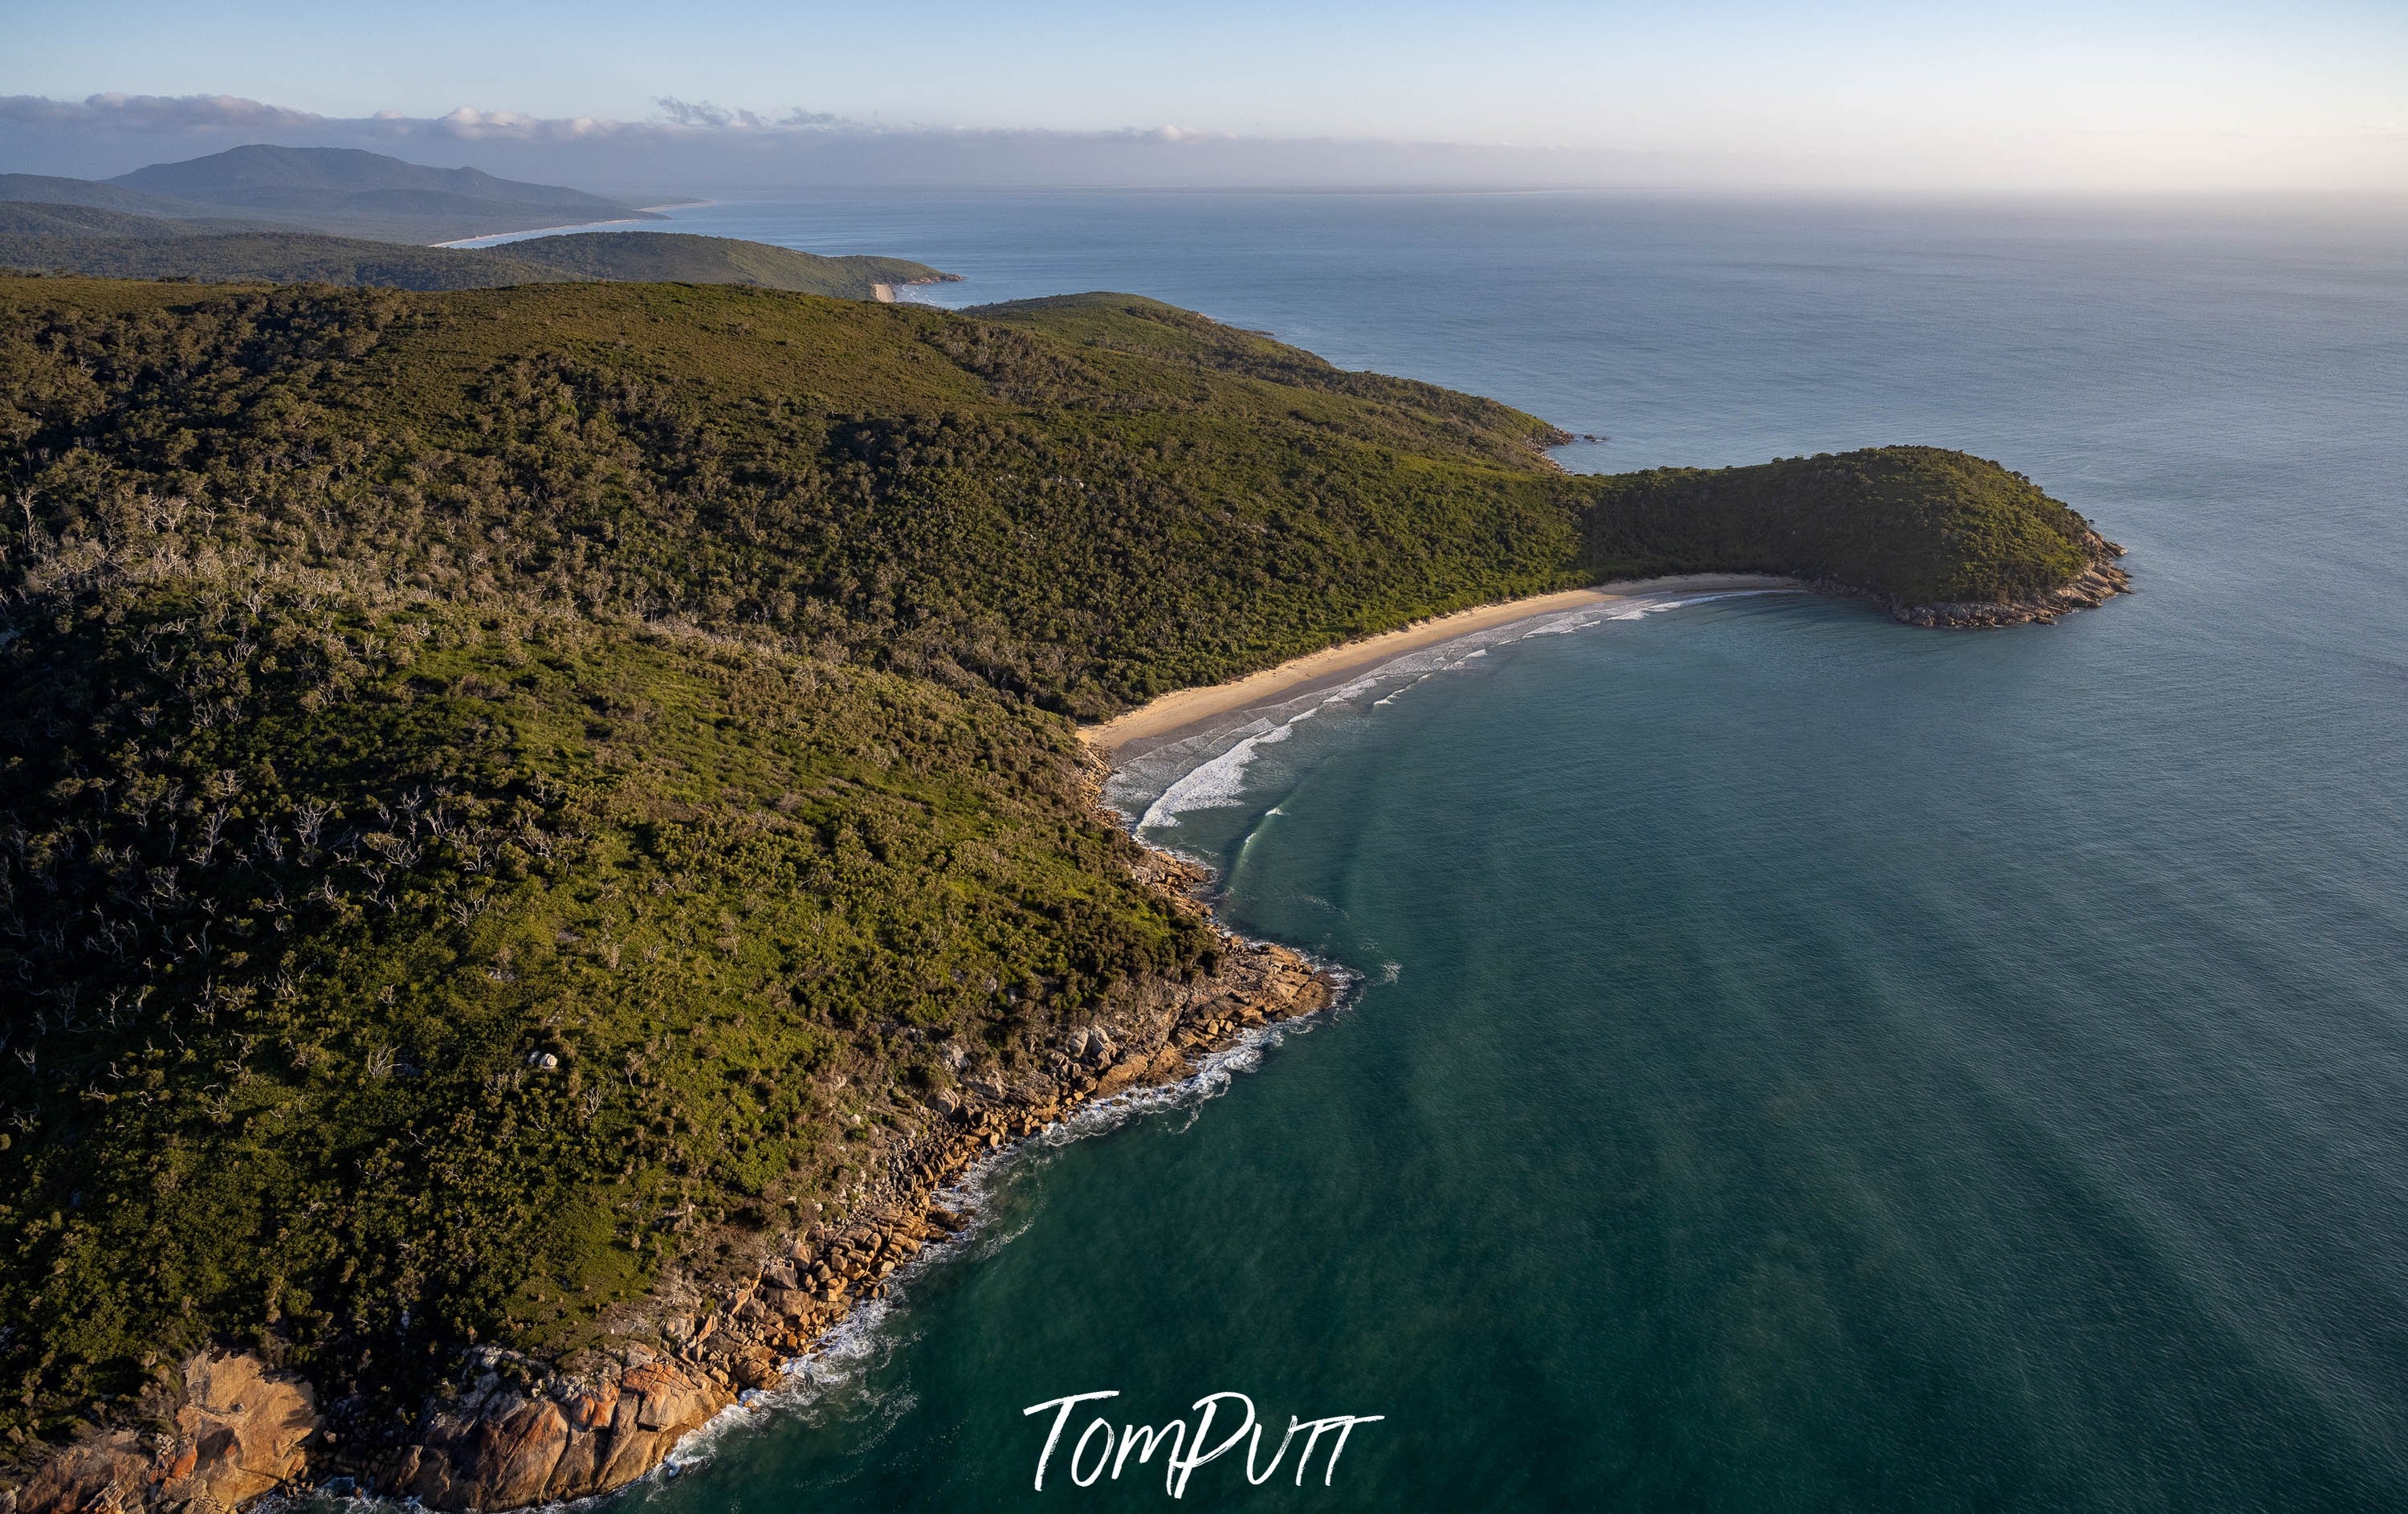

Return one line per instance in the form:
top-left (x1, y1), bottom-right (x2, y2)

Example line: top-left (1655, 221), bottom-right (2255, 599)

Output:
top-left (6, 146), bottom-right (659, 245)
top-left (0, 173), bottom-right (219, 219)
top-left (483, 231), bottom-right (955, 298)
top-left (1588, 446), bottom-right (2127, 618)
top-left (104, 145), bottom-right (657, 243)
top-left (0, 211), bottom-right (579, 288)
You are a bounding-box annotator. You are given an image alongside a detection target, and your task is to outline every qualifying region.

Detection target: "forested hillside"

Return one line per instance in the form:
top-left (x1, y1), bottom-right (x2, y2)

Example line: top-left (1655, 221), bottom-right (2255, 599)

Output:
top-left (0, 212), bottom-right (952, 297)
top-left (0, 275), bottom-right (2114, 1467)
top-left (491, 231), bottom-right (956, 299)
top-left (0, 216), bottom-right (581, 289)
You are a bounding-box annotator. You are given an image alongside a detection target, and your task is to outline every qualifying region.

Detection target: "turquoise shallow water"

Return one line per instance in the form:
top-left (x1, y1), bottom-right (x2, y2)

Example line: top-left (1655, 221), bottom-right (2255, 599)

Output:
top-left (593, 193), bottom-right (2407, 1510)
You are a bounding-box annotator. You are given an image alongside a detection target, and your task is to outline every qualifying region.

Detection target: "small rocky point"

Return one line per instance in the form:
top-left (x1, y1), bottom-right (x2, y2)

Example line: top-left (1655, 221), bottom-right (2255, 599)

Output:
top-left (3, 843), bottom-right (1336, 1514)
top-left (1889, 529), bottom-right (2131, 628)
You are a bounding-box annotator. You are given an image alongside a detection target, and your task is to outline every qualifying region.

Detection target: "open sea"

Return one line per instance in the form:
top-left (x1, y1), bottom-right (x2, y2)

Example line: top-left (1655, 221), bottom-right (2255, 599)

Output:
top-left (517, 192), bottom-right (2408, 1509)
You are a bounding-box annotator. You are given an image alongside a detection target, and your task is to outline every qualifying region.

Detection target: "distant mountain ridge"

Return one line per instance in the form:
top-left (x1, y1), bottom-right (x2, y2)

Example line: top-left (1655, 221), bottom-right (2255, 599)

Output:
top-left (109, 145), bottom-right (630, 210)
top-left (3, 145), bottom-right (659, 243)
top-left (0, 202), bottom-right (280, 239)
top-left (0, 173), bottom-right (218, 219)
top-left (0, 146), bottom-right (960, 297)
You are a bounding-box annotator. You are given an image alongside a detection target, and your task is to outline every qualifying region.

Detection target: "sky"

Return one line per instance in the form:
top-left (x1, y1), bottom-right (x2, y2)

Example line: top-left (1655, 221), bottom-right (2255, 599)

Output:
top-left (5, 0), bottom-right (2406, 192)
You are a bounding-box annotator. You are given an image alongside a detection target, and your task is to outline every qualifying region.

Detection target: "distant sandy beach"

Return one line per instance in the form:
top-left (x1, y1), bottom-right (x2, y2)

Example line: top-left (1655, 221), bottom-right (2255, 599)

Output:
top-left (1082, 573), bottom-right (1801, 756)
top-left (432, 217), bottom-right (653, 248)
top-left (431, 203), bottom-right (712, 250)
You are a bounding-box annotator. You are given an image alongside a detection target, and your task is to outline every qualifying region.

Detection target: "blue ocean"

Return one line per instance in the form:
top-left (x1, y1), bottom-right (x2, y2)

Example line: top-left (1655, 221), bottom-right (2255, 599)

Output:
top-left (499, 191), bottom-right (2408, 1509)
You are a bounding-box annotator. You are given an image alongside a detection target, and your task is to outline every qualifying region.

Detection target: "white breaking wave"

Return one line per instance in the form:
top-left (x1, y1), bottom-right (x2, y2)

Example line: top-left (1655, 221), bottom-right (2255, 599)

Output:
top-left (1122, 588), bottom-right (1799, 830)
top-left (1137, 711), bottom-right (1309, 830)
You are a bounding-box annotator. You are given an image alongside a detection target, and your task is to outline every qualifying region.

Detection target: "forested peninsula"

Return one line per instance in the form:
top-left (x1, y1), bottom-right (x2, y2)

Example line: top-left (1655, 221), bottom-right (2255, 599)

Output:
top-left (0, 208), bottom-right (958, 300)
top-left (0, 278), bottom-right (2125, 1514)
top-left (2, 149), bottom-right (959, 297)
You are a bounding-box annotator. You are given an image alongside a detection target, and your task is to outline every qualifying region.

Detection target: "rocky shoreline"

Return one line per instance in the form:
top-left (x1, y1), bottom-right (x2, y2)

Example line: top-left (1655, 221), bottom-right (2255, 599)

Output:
top-left (4, 814), bottom-right (1339, 1514)
top-left (1882, 528), bottom-right (2132, 628)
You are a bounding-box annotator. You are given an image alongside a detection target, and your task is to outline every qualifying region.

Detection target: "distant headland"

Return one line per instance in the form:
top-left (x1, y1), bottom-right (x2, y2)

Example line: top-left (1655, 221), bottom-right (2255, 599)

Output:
top-left (0, 145), bottom-right (961, 298)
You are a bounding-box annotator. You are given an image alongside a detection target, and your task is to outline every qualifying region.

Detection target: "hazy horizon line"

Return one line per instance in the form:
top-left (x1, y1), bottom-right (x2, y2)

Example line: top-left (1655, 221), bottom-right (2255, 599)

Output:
top-left (5, 91), bottom-right (2405, 198)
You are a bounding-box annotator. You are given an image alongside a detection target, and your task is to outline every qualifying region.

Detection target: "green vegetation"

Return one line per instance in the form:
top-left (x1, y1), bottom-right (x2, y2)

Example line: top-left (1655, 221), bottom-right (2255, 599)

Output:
top-left (0, 204), bottom-right (278, 239)
top-left (0, 174), bottom-right (217, 220)
top-left (0, 275), bottom-right (2107, 1457)
top-left (0, 215), bottom-right (581, 291)
top-left (0, 209), bottom-right (952, 299)
top-left (1587, 447), bottom-right (2100, 606)
top-left (495, 231), bottom-right (955, 299)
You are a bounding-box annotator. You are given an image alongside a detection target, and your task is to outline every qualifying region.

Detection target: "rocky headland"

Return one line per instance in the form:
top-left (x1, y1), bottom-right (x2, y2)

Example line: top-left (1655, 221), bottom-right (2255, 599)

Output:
top-left (1885, 528), bottom-right (2133, 628)
top-left (3, 830), bottom-right (1334, 1514)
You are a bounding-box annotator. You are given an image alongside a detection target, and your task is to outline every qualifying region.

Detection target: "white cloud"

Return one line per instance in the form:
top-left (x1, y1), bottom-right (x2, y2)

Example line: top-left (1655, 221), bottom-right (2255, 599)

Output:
top-left (0, 92), bottom-right (324, 132)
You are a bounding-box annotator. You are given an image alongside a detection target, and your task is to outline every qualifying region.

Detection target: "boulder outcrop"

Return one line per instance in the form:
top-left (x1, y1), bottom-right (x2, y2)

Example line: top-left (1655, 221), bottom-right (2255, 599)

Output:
top-left (4, 1351), bottom-right (314, 1514)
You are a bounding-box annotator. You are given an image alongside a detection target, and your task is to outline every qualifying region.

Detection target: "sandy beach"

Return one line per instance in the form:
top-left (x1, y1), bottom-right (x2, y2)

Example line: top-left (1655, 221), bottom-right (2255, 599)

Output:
top-left (430, 203), bottom-right (711, 249)
top-left (432, 217), bottom-right (654, 248)
top-left (1081, 573), bottom-right (1802, 756)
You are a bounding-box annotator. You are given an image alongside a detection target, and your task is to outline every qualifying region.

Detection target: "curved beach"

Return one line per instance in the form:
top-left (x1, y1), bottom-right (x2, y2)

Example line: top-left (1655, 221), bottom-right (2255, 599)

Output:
top-left (1081, 573), bottom-right (1802, 757)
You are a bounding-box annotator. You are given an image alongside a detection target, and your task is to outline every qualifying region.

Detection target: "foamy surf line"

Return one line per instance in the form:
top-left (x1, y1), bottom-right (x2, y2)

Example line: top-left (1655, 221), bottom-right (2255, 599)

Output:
top-left (1083, 574), bottom-right (1802, 761)
top-left (1114, 586), bottom-right (1798, 833)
